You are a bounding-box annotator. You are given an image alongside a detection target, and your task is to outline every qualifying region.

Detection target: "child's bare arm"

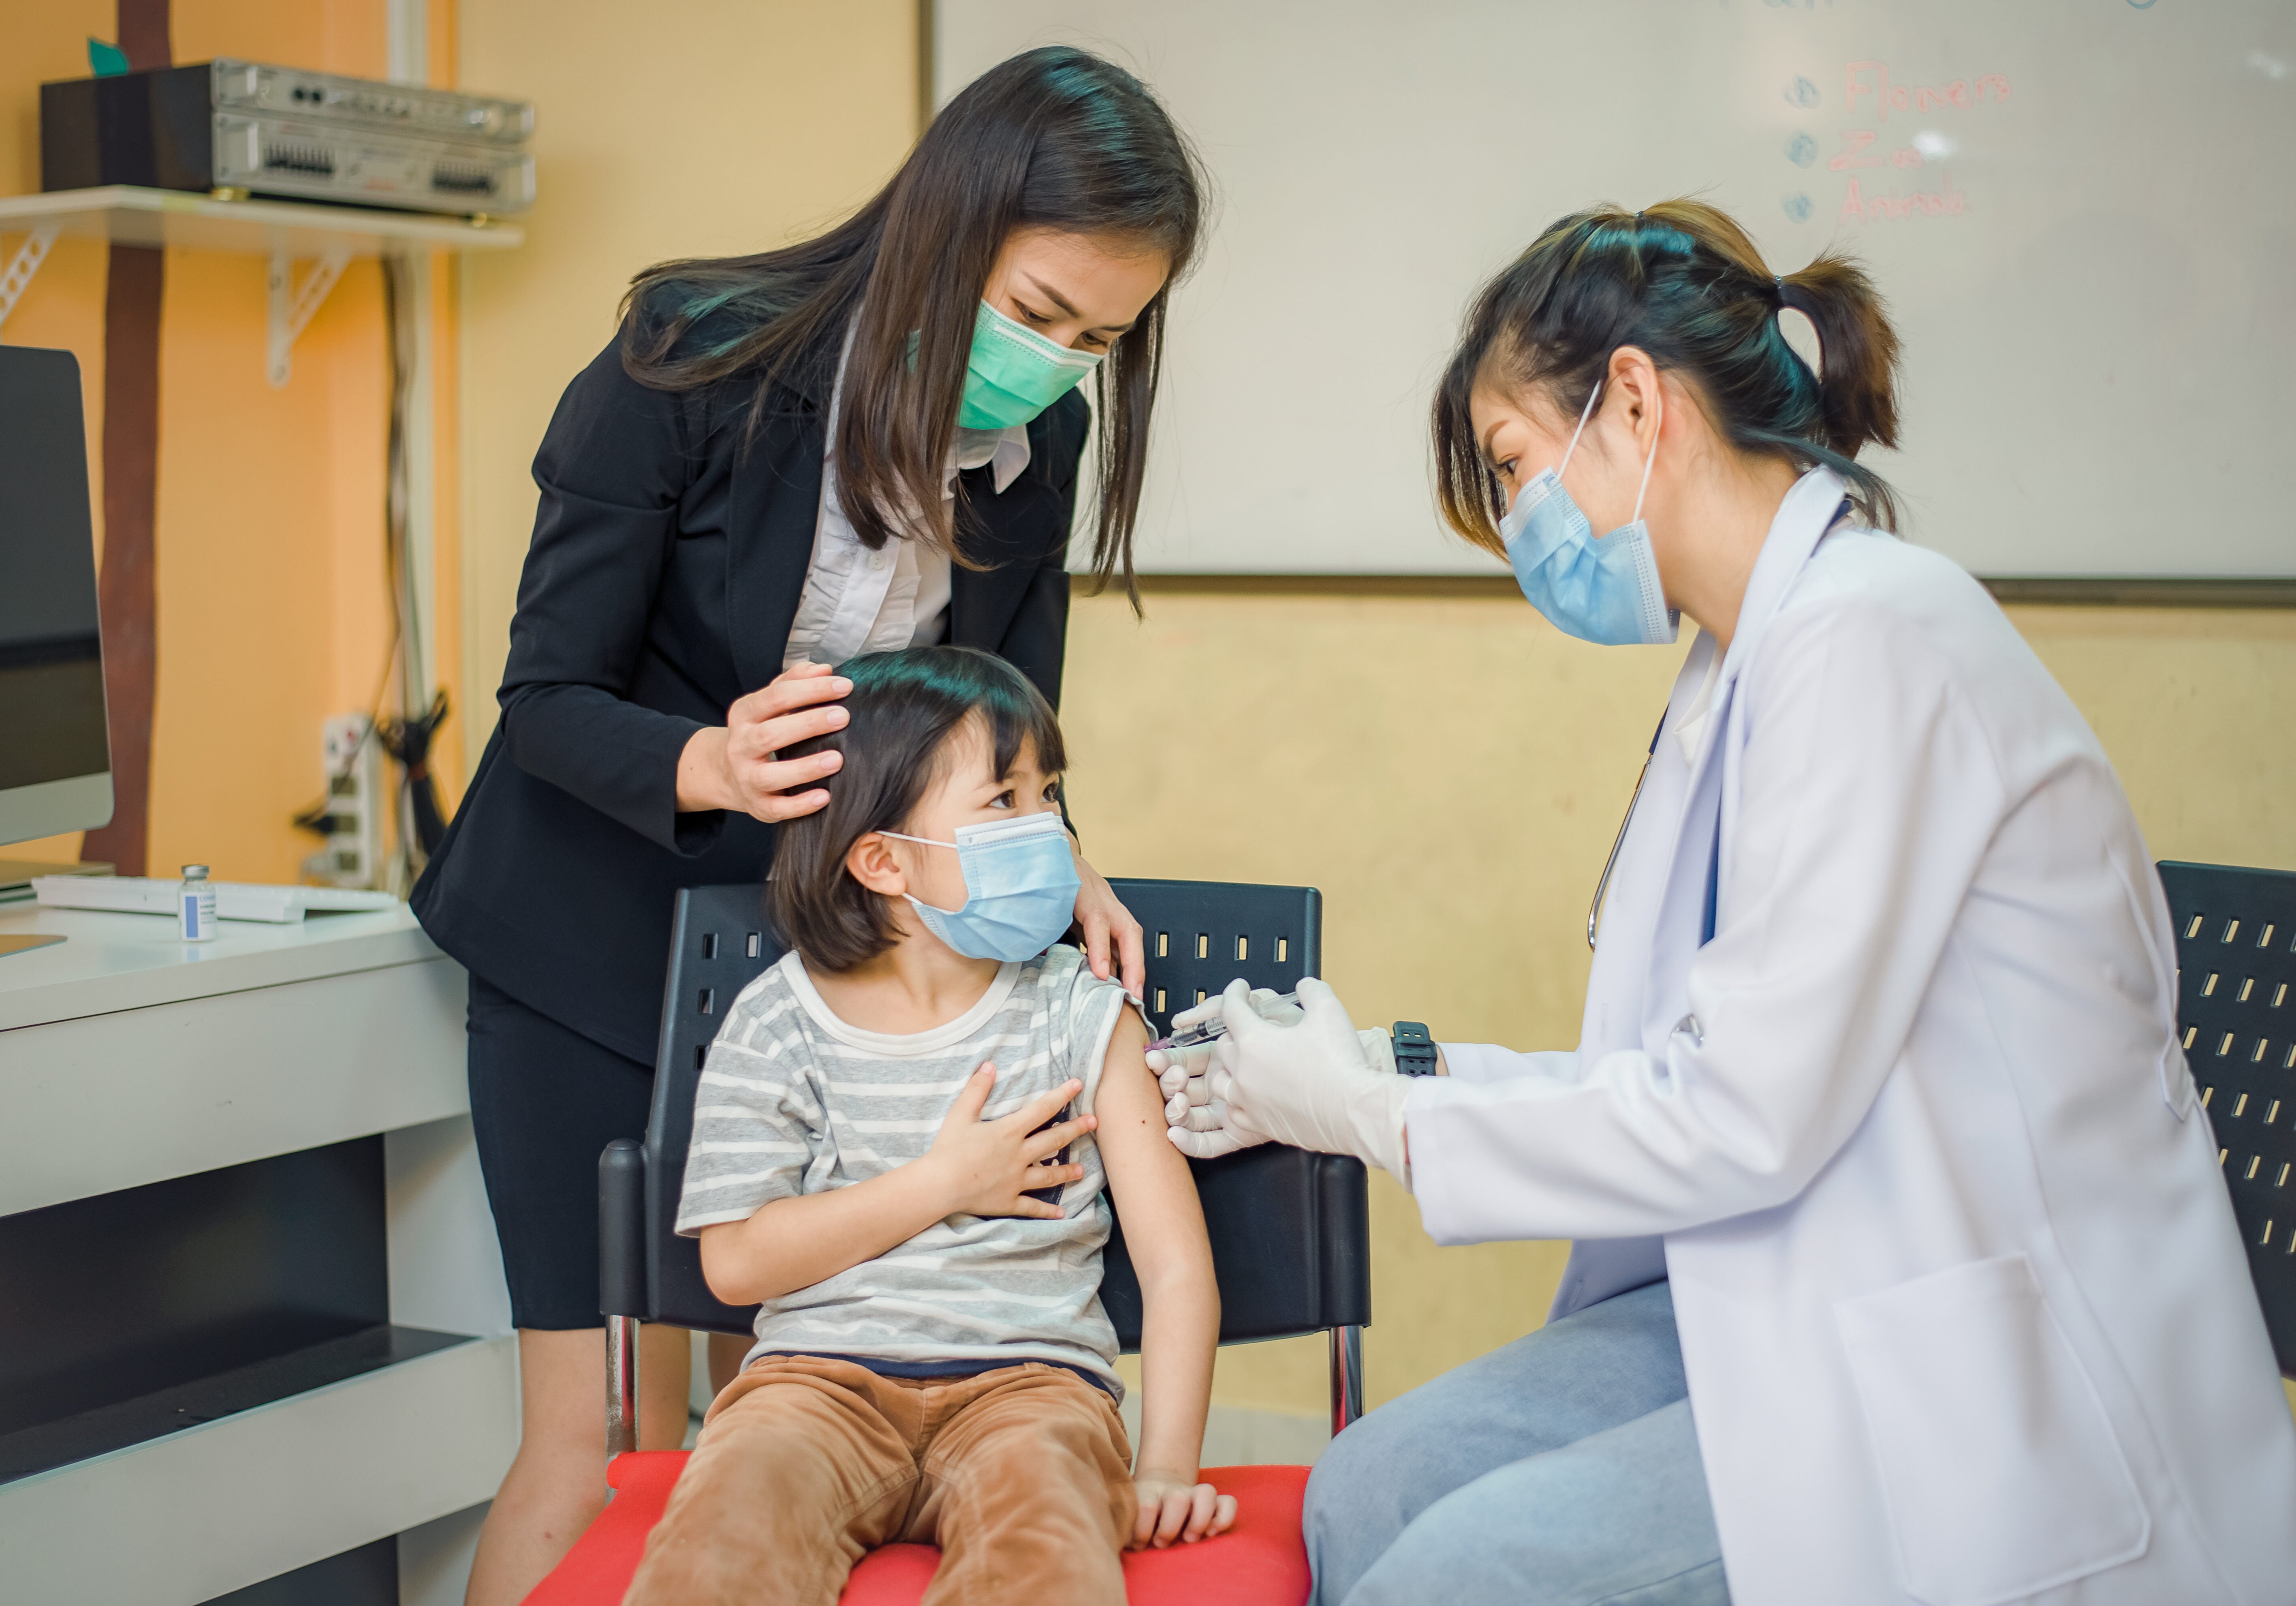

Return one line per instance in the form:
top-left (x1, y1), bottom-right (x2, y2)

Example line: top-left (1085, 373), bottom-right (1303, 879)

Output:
top-left (699, 1069), bottom-right (1094, 1306)
top-left (1095, 1007), bottom-right (1240, 1547)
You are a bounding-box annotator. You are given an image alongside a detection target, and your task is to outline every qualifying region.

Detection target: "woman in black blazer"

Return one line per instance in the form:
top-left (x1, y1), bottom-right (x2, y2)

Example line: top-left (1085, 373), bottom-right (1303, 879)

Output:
top-left (411, 49), bottom-right (1205, 1602)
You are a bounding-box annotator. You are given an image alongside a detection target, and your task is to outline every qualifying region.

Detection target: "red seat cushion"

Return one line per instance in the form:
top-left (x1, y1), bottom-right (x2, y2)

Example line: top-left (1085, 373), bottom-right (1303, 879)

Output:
top-left (525, 1452), bottom-right (1311, 1606)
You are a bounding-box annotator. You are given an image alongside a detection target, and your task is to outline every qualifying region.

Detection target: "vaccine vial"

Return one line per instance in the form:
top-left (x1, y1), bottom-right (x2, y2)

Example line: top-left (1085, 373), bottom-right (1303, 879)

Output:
top-left (179, 864), bottom-right (217, 942)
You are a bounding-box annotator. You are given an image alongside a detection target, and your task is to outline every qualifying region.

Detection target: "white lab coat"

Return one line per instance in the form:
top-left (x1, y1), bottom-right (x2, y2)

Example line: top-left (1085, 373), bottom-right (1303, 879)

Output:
top-left (1408, 468), bottom-right (2296, 1606)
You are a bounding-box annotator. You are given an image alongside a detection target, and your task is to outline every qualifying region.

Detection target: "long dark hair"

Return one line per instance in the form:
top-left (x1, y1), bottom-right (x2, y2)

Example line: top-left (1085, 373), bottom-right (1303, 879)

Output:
top-left (622, 47), bottom-right (1205, 602)
top-left (1434, 198), bottom-right (1902, 554)
top-left (769, 646), bottom-right (1067, 972)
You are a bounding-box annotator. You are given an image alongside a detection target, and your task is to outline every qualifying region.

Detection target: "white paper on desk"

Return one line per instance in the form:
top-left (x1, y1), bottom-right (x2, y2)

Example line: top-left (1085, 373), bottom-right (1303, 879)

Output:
top-left (30, 876), bottom-right (401, 923)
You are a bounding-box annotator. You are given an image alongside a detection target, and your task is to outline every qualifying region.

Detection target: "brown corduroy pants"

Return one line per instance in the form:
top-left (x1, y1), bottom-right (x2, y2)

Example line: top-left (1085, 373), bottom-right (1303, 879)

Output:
top-left (622, 1355), bottom-right (1137, 1606)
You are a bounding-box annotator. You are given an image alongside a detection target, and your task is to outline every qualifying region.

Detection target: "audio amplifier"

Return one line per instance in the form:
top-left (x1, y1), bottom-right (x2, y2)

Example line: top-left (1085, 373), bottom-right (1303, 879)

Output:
top-left (41, 60), bottom-right (535, 216)
top-left (206, 59), bottom-right (532, 144)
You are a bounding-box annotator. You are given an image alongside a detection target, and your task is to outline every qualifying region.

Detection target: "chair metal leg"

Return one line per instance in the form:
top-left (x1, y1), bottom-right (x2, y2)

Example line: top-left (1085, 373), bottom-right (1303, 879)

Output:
top-left (1328, 1324), bottom-right (1364, 1435)
top-left (607, 1313), bottom-right (640, 1456)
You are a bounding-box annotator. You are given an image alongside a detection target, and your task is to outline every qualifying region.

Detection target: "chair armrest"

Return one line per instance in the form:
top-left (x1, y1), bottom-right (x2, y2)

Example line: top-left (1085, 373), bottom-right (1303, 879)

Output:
top-left (600, 1138), bottom-right (648, 1319)
top-left (1314, 1152), bottom-right (1371, 1330)
top-left (1102, 1146), bottom-right (1372, 1349)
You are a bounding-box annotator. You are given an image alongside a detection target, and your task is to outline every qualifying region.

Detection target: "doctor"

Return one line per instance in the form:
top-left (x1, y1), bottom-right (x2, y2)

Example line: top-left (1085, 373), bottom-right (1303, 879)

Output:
top-left (1160, 200), bottom-right (2296, 1606)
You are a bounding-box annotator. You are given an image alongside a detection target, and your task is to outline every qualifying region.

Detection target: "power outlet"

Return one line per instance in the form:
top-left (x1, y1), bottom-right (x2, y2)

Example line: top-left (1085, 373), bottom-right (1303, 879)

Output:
top-left (305, 714), bottom-right (384, 888)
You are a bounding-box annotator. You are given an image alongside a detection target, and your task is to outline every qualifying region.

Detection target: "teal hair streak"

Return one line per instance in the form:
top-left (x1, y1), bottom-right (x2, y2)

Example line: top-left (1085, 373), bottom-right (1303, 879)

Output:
top-left (838, 646), bottom-right (1068, 782)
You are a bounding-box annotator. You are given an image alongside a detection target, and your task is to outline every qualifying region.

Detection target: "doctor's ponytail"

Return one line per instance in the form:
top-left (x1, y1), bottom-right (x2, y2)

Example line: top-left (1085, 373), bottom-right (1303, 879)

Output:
top-left (1434, 199), bottom-right (1903, 554)
top-left (1775, 256), bottom-right (1900, 469)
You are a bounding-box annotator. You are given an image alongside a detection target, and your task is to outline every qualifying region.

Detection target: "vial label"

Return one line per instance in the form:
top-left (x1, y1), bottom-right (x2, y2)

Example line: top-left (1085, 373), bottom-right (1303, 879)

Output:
top-left (181, 888), bottom-right (217, 941)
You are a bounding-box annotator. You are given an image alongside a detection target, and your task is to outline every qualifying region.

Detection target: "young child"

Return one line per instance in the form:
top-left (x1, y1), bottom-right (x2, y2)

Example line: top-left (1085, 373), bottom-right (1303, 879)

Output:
top-left (625, 645), bottom-right (1237, 1606)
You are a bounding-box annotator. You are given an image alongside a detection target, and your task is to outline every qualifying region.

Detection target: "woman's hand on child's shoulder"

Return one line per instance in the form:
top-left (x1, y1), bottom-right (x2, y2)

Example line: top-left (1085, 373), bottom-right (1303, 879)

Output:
top-left (1129, 1470), bottom-right (1239, 1549)
top-left (922, 1065), bottom-right (1094, 1220)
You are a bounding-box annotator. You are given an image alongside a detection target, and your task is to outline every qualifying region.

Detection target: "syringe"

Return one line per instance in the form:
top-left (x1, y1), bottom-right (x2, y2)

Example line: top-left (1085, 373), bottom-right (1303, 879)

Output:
top-left (1144, 991), bottom-right (1299, 1053)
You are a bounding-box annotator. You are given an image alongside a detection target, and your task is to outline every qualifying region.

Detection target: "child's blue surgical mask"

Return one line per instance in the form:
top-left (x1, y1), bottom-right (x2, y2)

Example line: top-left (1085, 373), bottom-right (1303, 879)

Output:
top-left (959, 302), bottom-right (1102, 430)
top-left (882, 809), bottom-right (1080, 962)
top-left (1498, 382), bottom-right (1678, 647)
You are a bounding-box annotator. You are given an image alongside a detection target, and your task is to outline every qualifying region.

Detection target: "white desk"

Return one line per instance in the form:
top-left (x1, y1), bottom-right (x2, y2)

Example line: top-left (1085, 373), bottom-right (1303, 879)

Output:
top-left (0, 902), bottom-right (516, 1605)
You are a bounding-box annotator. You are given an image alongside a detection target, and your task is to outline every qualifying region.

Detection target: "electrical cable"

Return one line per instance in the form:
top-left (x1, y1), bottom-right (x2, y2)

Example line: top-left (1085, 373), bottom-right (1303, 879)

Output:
top-left (378, 688), bottom-right (451, 858)
top-left (382, 250), bottom-right (423, 889)
top-left (289, 251), bottom-right (450, 885)
top-left (284, 252), bottom-right (449, 892)
top-left (289, 612), bottom-right (398, 842)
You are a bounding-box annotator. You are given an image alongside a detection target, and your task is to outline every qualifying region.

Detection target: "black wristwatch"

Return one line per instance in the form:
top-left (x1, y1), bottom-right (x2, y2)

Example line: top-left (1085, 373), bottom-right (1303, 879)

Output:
top-left (1391, 1021), bottom-right (1439, 1077)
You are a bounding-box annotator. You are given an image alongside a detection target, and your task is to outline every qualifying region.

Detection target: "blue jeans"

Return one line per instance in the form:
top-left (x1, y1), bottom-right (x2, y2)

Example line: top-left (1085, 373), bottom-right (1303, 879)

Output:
top-left (1304, 1282), bottom-right (1729, 1606)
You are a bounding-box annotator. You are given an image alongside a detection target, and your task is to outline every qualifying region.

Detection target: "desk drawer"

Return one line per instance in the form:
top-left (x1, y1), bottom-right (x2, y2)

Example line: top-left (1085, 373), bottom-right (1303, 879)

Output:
top-left (0, 957), bottom-right (467, 1216)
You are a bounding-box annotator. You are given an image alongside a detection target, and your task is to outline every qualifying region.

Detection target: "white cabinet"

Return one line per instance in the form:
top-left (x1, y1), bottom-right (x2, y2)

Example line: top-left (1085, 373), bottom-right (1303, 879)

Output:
top-left (0, 904), bottom-right (515, 1605)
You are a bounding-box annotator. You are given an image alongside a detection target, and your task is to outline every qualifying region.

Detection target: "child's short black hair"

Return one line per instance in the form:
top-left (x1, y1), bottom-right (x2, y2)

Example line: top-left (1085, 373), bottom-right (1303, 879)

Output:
top-left (768, 646), bottom-right (1067, 971)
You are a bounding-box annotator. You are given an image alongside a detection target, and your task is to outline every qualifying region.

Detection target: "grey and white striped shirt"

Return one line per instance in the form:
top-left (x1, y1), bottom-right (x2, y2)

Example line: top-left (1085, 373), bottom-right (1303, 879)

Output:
top-left (677, 945), bottom-right (1133, 1393)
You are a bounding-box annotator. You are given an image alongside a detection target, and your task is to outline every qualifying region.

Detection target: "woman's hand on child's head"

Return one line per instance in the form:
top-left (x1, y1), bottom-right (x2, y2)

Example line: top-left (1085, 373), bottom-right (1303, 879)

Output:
top-left (1128, 1471), bottom-right (1239, 1549)
top-left (925, 1065), bottom-right (1094, 1220)
top-left (710, 661), bottom-right (854, 823)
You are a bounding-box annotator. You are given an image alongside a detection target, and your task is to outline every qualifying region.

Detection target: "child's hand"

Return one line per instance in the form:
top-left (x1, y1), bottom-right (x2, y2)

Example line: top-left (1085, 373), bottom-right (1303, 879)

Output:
top-left (1129, 1470), bottom-right (1239, 1548)
top-left (925, 1066), bottom-right (1094, 1219)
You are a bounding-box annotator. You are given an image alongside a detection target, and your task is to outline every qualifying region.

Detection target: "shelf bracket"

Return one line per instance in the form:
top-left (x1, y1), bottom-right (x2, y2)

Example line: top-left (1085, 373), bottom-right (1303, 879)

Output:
top-left (267, 246), bottom-right (351, 387)
top-left (0, 220), bottom-right (63, 331)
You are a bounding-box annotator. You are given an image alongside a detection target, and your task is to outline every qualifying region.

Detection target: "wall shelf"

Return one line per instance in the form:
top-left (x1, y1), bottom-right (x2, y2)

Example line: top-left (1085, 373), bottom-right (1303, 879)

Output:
top-left (0, 184), bottom-right (523, 257)
top-left (0, 185), bottom-right (522, 382)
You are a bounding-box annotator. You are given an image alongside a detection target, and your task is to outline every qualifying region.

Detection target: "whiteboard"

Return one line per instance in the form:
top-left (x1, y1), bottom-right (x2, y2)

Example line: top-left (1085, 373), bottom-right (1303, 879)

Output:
top-left (935, 0), bottom-right (2296, 578)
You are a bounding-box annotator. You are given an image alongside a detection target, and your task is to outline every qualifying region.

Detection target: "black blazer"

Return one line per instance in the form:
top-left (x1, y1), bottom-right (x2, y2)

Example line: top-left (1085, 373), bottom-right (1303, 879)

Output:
top-left (412, 327), bottom-right (1088, 1064)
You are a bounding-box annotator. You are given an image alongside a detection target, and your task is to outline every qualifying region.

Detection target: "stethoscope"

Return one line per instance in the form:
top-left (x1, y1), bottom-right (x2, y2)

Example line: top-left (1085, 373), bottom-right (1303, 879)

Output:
top-left (1586, 714), bottom-right (1666, 950)
top-left (1581, 499), bottom-right (1851, 953)
top-left (1586, 708), bottom-right (1723, 955)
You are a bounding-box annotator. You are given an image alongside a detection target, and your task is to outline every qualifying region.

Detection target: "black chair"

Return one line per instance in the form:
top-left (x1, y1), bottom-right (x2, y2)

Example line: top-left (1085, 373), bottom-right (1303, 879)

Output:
top-left (599, 877), bottom-right (1372, 1452)
top-left (2158, 861), bottom-right (2296, 1375)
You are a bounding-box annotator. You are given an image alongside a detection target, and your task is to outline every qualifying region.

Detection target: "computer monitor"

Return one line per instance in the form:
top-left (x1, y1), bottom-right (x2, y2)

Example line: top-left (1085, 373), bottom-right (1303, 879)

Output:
top-left (0, 346), bottom-right (113, 852)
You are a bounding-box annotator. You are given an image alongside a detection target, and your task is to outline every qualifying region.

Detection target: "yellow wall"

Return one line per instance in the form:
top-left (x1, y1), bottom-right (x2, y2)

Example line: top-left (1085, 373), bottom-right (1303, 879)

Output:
top-left (1064, 585), bottom-right (1673, 1414)
top-left (455, 0), bottom-right (919, 780)
top-left (449, 4), bottom-right (2296, 1424)
top-left (2, 0), bottom-right (459, 883)
top-left (1061, 588), bottom-right (2296, 1415)
top-left (3, 0), bottom-right (122, 868)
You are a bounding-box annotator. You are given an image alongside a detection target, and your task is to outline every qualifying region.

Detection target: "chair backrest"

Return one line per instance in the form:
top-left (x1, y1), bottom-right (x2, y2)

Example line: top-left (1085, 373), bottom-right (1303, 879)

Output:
top-left (639, 883), bottom-right (782, 1335)
top-left (2157, 861), bottom-right (2296, 1376)
top-left (1098, 879), bottom-right (1368, 1347)
top-left (623, 879), bottom-right (1370, 1347)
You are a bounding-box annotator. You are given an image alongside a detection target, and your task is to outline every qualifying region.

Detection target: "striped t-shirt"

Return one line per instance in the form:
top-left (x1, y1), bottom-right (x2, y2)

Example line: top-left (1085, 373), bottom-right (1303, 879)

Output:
top-left (676, 944), bottom-right (1134, 1394)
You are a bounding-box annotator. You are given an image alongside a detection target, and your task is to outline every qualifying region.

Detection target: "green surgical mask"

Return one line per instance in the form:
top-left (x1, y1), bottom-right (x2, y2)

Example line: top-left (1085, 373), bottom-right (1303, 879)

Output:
top-left (958, 300), bottom-right (1102, 430)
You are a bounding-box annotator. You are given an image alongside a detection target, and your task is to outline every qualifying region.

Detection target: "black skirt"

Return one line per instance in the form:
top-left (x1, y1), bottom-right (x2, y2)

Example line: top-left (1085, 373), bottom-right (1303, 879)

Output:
top-left (465, 973), bottom-right (656, 1330)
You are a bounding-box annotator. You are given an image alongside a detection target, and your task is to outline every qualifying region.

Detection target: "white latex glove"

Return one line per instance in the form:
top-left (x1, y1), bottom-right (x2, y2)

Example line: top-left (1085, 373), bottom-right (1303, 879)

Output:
top-left (1204, 977), bottom-right (1412, 1180)
top-left (1154, 987), bottom-right (1393, 1160)
top-left (1154, 1035), bottom-right (1271, 1160)
top-left (1153, 986), bottom-right (1298, 1160)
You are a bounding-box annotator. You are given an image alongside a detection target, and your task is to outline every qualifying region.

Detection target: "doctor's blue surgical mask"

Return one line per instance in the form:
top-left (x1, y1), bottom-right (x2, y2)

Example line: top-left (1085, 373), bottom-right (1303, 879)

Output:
top-left (1499, 383), bottom-right (1679, 648)
top-left (881, 809), bottom-right (1081, 962)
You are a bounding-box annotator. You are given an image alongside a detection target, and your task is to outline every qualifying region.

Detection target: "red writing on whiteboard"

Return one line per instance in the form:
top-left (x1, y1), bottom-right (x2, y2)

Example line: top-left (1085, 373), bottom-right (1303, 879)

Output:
top-left (1845, 61), bottom-right (2010, 121)
top-left (1839, 172), bottom-right (1967, 223)
top-left (1830, 130), bottom-right (1933, 171)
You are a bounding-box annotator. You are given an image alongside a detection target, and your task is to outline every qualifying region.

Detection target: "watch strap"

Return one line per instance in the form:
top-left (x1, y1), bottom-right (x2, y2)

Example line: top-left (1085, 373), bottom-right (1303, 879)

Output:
top-left (1392, 1020), bottom-right (1439, 1077)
